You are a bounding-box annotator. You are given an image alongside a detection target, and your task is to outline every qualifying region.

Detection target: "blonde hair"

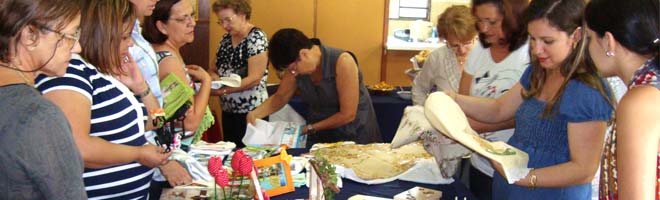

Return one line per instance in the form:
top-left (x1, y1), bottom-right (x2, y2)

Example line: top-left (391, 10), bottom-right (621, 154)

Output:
top-left (437, 5), bottom-right (477, 42)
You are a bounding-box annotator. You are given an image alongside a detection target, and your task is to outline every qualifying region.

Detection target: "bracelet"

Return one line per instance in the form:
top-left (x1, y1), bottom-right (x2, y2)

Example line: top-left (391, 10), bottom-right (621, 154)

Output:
top-left (135, 86), bottom-right (151, 99)
top-left (528, 168), bottom-right (537, 190)
top-left (306, 124), bottom-right (316, 135)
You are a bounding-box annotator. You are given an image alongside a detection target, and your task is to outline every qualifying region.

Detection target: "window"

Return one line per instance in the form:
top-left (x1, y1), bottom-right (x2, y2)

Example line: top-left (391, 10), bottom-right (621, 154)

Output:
top-left (389, 0), bottom-right (431, 20)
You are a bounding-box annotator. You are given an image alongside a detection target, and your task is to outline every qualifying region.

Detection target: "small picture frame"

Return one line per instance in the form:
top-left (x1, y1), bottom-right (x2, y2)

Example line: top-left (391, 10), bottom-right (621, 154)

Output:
top-left (253, 151), bottom-right (295, 197)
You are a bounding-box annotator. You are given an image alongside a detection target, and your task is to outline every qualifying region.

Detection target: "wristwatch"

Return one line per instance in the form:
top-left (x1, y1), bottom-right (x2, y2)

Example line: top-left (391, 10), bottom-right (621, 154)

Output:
top-left (306, 124), bottom-right (316, 134)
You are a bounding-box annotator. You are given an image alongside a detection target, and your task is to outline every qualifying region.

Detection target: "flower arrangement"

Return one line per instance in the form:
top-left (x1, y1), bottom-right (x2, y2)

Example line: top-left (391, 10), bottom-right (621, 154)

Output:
top-left (207, 150), bottom-right (268, 200)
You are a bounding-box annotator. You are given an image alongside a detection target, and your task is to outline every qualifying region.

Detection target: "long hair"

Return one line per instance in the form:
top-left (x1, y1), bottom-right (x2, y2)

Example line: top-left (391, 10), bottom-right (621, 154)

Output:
top-left (79, 0), bottom-right (135, 75)
top-left (523, 0), bottom-right (614, 116)
top-left (0, 0), bottom-right (80, 63)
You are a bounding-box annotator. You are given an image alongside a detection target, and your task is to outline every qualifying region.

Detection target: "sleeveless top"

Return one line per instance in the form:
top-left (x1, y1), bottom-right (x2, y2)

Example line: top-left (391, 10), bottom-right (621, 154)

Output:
top-left (491, 65), bottom-right (613, 200)
top-left (600, 58), bottom-right (660, 200)
top-left (296, 39), bottom-right (382, 146)
top-left (35, 54), bottom-right (153, 199)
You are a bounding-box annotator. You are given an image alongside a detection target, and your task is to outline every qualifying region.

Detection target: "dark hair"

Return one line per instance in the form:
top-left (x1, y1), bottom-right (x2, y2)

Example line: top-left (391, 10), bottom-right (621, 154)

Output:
top-left (268, 28), bottom-right (313, 71)
top-left (585, 0), bottom-right (659, 59)
top-left (472, 0), bottom-right (528, 51)
top-left (0, 0), bottom-right (80, 63)
top-left (80, 0), bottom-right (135, 75)
top-left (142, 0), bottom-right (182, 44)
top-left (212, 0), bottom-right (252, 20)
top-left (523, 0), bottom-right (614, 116)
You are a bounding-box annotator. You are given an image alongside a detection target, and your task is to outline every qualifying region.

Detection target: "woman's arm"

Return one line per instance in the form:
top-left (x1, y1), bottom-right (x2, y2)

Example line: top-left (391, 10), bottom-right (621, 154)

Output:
top-left (158, 57), bottom-right (211, 132)
top-left (302, 53), bottom-right (359, 134)
top-left (247, 71), bottom-right (297, 125)
top-left (212, 52), bottom-right (268, 96)
top-left (458, 71), bottom-right (473, 95)
top-left (43, 90), bottom-right (170, 168)
top-left (494, 120), bottom-right (608, 187)
top-left (453, 83), bottom-right (523, 124)
top-left (115, 54), bottom-right (160, 130)
top-left (411, 51), bottom-right (439, 105)
top-left (616, 86), bottom-right (660, 200)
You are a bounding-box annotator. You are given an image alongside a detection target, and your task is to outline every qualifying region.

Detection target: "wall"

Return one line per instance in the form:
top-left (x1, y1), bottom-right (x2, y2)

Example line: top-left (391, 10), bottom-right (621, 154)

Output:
top-left (209, 0), bottom-right (385, 85)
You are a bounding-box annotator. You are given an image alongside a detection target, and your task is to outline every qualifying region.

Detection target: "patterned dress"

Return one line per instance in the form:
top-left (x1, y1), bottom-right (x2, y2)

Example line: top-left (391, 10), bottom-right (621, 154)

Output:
top-left (600, 58), bottom-right (660, 200)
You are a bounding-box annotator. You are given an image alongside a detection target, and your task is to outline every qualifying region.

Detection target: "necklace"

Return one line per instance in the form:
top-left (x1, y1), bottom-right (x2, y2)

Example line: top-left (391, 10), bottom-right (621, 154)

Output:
top-left (14, 67), bottom-right (32, 85)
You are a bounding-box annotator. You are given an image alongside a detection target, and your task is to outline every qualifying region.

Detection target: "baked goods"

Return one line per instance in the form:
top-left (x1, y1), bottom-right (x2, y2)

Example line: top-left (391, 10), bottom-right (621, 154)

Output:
top-left (311, 142), bottom-right (432, 180)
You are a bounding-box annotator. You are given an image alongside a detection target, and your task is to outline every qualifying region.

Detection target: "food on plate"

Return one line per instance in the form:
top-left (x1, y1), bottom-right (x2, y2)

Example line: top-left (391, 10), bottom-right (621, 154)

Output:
top-left (311, 142), bottom-right (432, 180)
top-left (369, 81), bottom-right (395, 91)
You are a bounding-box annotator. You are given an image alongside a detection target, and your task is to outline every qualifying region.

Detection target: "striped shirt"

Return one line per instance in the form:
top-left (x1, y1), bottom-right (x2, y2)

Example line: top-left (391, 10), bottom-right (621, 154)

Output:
top-left (35, 54), bottom-right (154, 199)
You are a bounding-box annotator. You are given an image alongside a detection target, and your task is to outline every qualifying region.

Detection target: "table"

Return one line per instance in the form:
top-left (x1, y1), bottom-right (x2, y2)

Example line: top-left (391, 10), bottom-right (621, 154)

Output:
top-left (271, 148), bottom-right (477, 200)
top-left (268, 85), bottom-right (412, 143)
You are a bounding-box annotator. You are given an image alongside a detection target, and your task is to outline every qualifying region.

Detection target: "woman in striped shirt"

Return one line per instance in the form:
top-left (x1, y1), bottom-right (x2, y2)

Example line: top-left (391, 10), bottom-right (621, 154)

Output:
top-left (36, 1), bottom-right (170, 199)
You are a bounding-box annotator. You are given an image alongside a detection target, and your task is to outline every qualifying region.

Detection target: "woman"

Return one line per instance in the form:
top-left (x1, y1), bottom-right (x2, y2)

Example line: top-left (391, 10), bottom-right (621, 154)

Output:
top-left (459, 0), bottom-right (530, 198)
top-left (247, 28), bottom-right (382, 147)
top-left (411, 5), bottom-right (478, 105)
top-left (130, 0), bottom-right (194, 192)
top-left (586, 0), bottom-right (660, 199)
top-left (449, 0), bottom-right (613, 199)
top-left (36, 1), bottom-right (170, 199)
top-left (0, 0), bottom-right (86, 199)
top-left (143, 0), bottom-right (213, 144)
top-left (208, 0), bottom-right (269, 147)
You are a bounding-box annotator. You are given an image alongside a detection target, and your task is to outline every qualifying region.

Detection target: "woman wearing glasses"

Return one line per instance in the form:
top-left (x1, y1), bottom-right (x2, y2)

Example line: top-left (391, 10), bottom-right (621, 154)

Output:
top-left (208, 0), bottom-right (269, 147)
top-left (411, 5), bottom-right (478, 105)
top-left (36, 1), bottom-right (170, 199)
top-left (247, 28), bottom-right (382, 147)
top-left (0, 0), bottom-right (86, 199)
top-left (459, 0), bottom-right (530, 199)
top-left (142, 0), bottom-right (213, 146)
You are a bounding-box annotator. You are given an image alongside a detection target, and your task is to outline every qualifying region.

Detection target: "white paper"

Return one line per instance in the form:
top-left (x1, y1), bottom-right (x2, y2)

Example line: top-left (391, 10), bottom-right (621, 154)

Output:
top-left (244, 119), bottom-right (275, 145)
top-left (195, 73), bottom-right (242, 90)
top-left (243, 120), bottom-right (307, 148)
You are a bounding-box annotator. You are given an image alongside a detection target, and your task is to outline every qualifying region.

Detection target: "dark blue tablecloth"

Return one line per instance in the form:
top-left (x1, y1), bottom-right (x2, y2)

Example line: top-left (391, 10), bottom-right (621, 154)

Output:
top-left (271, 148), bottom-right (477, 200)
top-left (268, 85), bottom-right (412, 143)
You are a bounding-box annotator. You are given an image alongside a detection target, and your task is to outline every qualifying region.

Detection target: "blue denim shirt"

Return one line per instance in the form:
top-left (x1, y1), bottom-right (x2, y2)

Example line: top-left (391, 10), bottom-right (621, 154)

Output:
top-left (492, 65), bottom-right (613, 200)
top-left (128, 20), bottom-right (163, 106)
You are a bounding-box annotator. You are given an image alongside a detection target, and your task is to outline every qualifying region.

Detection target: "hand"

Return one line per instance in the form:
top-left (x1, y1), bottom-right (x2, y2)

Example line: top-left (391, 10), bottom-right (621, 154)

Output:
top-left (443, 90), bottom-right (458, 101)
top-left (185, 64), bottom-right (211, 83)
top-left (246, 111), bottom-right (257, 126)
top-left (115, 54), bottom-right (147, 92)
top-left (160, 161), bottom-right (192, 187)
top-left (490, 159), bottom-right (507, 179)
top-left (137, 144), bottom-right (172, 168)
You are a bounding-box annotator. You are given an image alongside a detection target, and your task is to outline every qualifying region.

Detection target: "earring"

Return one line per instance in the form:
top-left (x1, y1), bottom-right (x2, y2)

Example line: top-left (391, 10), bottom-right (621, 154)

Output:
top-left (605, 51), bottom-right (614, 57)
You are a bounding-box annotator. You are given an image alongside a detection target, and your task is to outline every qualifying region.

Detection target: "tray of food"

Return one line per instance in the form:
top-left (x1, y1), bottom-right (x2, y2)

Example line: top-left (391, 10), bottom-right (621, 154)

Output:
top-left (367, 82), bottom-right (395, 95)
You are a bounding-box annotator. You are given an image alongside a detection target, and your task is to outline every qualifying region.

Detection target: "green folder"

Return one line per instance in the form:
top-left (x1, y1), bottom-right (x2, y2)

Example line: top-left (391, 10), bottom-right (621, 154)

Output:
top-left (160, 73), bottom-right (195, 119)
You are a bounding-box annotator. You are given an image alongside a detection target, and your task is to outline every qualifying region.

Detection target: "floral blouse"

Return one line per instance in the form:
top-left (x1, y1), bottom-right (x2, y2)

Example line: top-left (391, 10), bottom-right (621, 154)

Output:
top-left (600, 58), bottom-right (660, 200)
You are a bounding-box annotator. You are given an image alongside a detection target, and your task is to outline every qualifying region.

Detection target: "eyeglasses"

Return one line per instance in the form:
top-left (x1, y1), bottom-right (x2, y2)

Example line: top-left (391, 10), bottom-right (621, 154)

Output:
top-left (37, 24), bottom-right (80, 50)
top-left (447, 39), bottom-right (474, 52)
top-left (171, 14), bottom-right (196, 24)
top-left (216, 14), bottom-right (236, 25)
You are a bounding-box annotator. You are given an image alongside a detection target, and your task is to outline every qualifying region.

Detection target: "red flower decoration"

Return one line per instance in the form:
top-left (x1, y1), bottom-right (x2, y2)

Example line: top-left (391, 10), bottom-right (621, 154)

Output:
top-left (231, 150), bottom-right (246, 170)
top-left (215, 167), bottom-right (230, 187)
top-left (207, 156), bottom-right (223, 177)
top-left (237, 157), bottom-right (254, 176)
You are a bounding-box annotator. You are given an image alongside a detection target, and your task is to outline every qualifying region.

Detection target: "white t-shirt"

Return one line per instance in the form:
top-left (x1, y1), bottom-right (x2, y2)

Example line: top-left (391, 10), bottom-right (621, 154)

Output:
top-left (411, 45), bottom-right (462, 105)
top-left (464, 41), bottom-right (530, 177)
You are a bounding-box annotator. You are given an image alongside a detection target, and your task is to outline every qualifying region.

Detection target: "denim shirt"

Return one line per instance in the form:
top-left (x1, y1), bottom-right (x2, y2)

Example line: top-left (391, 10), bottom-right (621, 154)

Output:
top-left (128, 20), bottom-right (163, 106)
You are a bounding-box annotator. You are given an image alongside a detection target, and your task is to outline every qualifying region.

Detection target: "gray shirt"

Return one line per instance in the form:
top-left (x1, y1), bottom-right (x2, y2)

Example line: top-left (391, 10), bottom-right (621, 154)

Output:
top-left (0, 84), bottom-right (86, 199)
top-left (296, 39), bottom-right (382, 146)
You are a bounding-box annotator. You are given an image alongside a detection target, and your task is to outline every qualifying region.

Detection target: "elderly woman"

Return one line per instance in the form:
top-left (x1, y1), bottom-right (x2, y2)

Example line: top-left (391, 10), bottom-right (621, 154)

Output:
top-left (36, 1), bottom-right (170, 198)
top-left (143, 0), bottom-right (213, 142)
top-left (247, 28), bottom-right (382, 147)
top-left (208, 0), bottom-right (269, 147)
top-left (412, 5), bottom-right (477, 105)
top-left (0, 0), bottom-right (86, 198)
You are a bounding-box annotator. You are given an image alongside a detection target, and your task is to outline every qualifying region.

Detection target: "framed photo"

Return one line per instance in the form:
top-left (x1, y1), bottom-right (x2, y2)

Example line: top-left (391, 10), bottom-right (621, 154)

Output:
top-left (253, 152), bottom-right (294, 197)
